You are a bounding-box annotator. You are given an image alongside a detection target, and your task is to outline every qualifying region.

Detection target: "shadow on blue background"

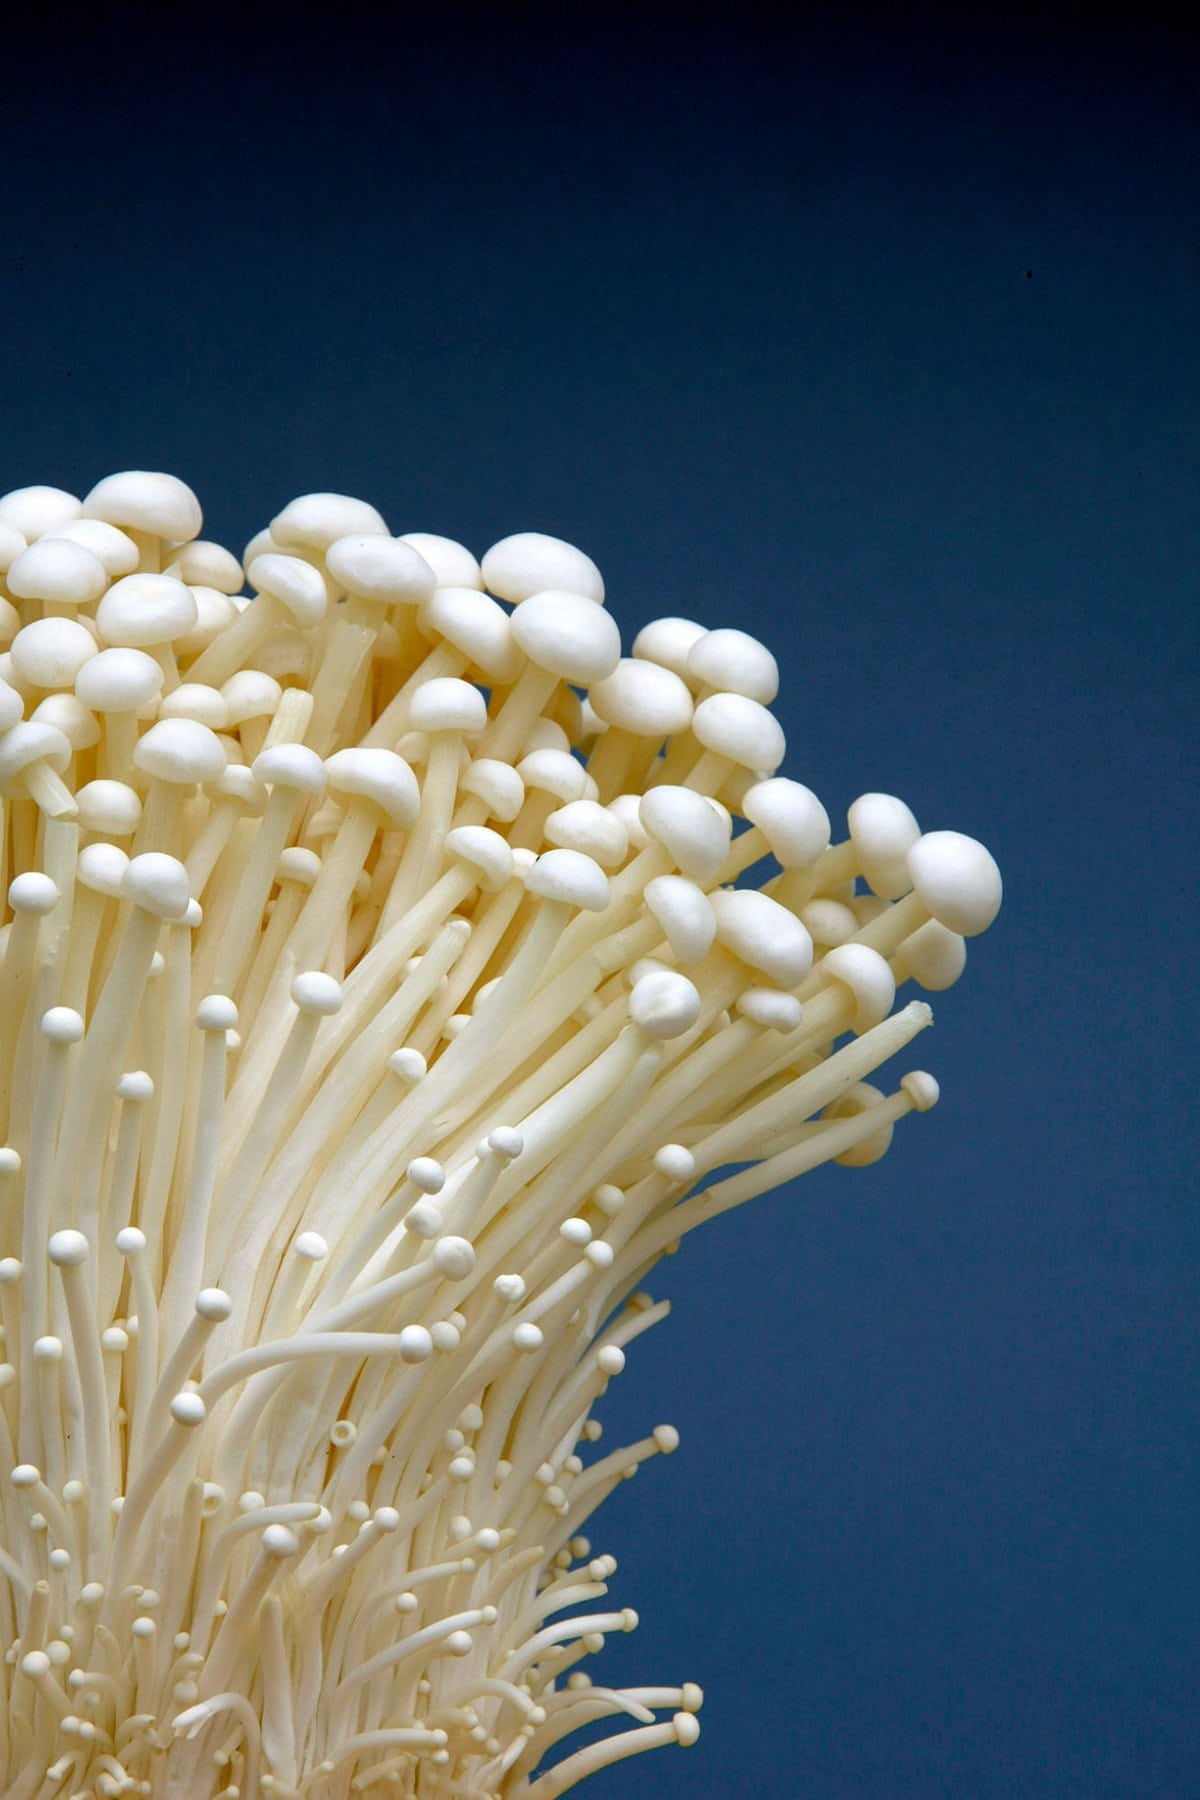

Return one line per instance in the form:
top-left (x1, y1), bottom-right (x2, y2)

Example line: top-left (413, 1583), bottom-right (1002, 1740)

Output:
top-left (2, 7), bottom-right (1195, 1795)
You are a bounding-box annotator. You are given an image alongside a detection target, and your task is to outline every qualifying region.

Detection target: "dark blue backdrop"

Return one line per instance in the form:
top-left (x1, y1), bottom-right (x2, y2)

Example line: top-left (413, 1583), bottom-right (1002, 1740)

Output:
top-left (3, 9), bottom-right (1195, 1796)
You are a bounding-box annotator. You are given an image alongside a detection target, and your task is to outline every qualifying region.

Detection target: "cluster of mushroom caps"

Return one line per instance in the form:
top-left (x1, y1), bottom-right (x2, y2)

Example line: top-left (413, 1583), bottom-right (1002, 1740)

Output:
top-left (0, 472), bottom-right (1000, 1800)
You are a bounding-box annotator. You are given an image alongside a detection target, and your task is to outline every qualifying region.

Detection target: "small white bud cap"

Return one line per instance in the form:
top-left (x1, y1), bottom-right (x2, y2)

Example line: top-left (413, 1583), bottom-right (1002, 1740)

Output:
top-left (75, 647), bottom-right (163, 713)
top-left (509, 590), bottom-right (621, 684)
top-left (743, 777), bottom-right (831, 867)
top-left (588, 658), bottom-right (694, 737)
top-left (8, 870), bottom-right (59, 913)
top-left (0, 722), bottom-right (71, 793)
top-left (407, 677), bottom-right (488, 735)
top-left (77, 842), bottom-right (129, 897)
top-left (847, 793), bottom-right (922, 899)
top-left (643, 875), bottom-right (716, 964)
top-left (40, 1008), bottom-right (84, 1045)
top-left (691, 691), bottom-right (786, 771)
top-left (687, 628), bottom-right (779, 702)
top-left (0, 484), bottom-right (82, 541)
top-left (443, 825), bottom-right (514, 891)
top-left (10, 619), bottom-right (98, 690)
top-left (252, 742), bottom-right (326, 794)
top-left (121, 853), bottom-right (192, 921)
top-left (639, 786), bottom-right (730, 882)
top-left (482, 531), bottom-right (604, 604)
top-left (906, 831), bottom-right (1003, 937)
top-left (164, 538), bottom-right (243, 592)
top-left (325, 535), bottom-right (435, 607)
top-left (894, 919), bottom-right (967, 991)
top-left (247, 553), bottom-right (329, 626)
top-left (819, 944), bottom-right (896, 1032)
top-left (270, 492), bottom-right (388, 553)
top-left (525, 848), bottom-right (611, 912)
top-left (325, 748), bottom-right (420, 827)
top-left (96, 573), bottom-right (198, 648)
top-left (47, 1229), bottom-right (89, 1266)
top-left (630, 969), bottom-right (701, 1040)
top-left (709, 888), bottom-right (813, 987)
top-left (83, 470), bottom-right (202, 543)
top-left (459, 757), bottom-right (525, 822)
top-left (400, 532), bottom-right (482, 589)
top-left (134, 718), bottom-right (227, 785)
top-left (544, 799), bottom-right (628, 868)
top-left (7, 537), bottom-right (106, 607)
top-left (290, 972), bottom-right (343, 1016)
top-left (419, 588), bottom-right (521, 683)
top-left (827, 1082), bottom-right (894, 1167)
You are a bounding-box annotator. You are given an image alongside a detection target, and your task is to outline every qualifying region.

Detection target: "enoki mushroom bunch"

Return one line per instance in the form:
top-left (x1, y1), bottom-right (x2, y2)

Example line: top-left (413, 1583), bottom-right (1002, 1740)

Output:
top-left (0, 472), bottom-right (1001, 1800)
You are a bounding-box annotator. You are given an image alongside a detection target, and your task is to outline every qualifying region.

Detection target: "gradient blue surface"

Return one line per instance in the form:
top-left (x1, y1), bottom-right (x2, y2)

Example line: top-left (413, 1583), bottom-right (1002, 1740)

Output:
top-left (3, 10), bottom-right (1195, 1796)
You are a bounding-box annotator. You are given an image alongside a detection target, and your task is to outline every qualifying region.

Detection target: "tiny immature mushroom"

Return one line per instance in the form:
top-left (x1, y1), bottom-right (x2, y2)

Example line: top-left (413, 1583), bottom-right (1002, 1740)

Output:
top-left (0, 469), bottom-right (1001, 1800)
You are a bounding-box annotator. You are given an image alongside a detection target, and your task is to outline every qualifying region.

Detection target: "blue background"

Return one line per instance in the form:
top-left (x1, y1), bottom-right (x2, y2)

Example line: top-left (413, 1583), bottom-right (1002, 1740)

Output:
top-left (3, 8), bottom-right (1195, 1795)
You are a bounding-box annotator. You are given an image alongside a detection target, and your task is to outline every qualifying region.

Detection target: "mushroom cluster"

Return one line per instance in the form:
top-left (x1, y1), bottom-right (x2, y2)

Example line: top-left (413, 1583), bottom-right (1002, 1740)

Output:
top-left (0, 473), bottom-right (1001, 1799)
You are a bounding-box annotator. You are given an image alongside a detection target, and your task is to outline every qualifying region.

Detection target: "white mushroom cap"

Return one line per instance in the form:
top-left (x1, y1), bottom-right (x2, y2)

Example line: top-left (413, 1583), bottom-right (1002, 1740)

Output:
top-left (686, 628), bottom-right (779, 703)
top-left (742, 778), bottom-right (831, 868)
top-left (9, 619), bottom-right (98, 690)
top-left (220, 670), bottom-right (283, 725)
top-left (133, 719), bottom-right (227, 785)
top-left (544, 800), bottom-right (629, 869)
top-left (691, 692), bottom-right (786, 772)
top-left (847, 793), bottom-right (921, 900)
top-left (0, 486), bottom-right (83, 541)
top-left (270, 494), bottom-right (389, 553)
top-left (254, 628), bottom-right (311, 682)
top-left (211, 765), bottom-right (267, 812)
top-left (7, 538), bottom-right (108, 608)
top-left (77, 842), bottom-right (131, 896)
top-left (325, 748), bottom-right (420, 827)
top-left (164, 540), bottom-right (243, 593)
top-left (521, 717), bottom-right (571, 757)
top-left (418, 588), bottom-right (521, 684)
top-left (708, 888), bottom-right (814, 987)
top-left (630, 617), bottom-right (708, 680)
top-left (444, 825), bottom-right (514, 891)
top-left (517, 748), bottom-right (591, 804)
top-left (638, 786), bottom-right (730, 882)
top-left (799, 897), bottom-right (859, 947)
top-left (0, 525), bottom-right (26, 576)
top-left (736, 988), bottom-right (803, 1031)
top-left (525, 848), bottom-right (611, 912)
top-left (894, 919), bottom-right (967, 990)
top-left (0, 721), bottom-right (71, 790)
top-left (643, 874), bottom-right (717, 964)
top-left (48, 519), bottom-right (140, 578)
top-left (121, 851), bottom-right (192, 921)
top-left (247, 554), bottom-right (329, 627)
top-left (75, 780), bottom-right (142, 836)
top-left (75, 647), bottom-right (163, 713)
top-left (459, 758), bottom-right (525, 823)
top-left (481, 532), bottom-right (604, 605)
top-left (819, 944), bottom-right (897, 1033)
top-left (158, 684), bottom-right (230, 730)
top-left (399, 533), bottom-right (482, 590)
top-left (252, 744), bottom-right (327, 794)
top-left (0, 679), bottom-right (22, 732)
top-left (906, 831), bottom-right (1002, 937)
top-left (31, 693), bottom-right (99, 751)
top-left (629, 969), bottom-right (701, 1040)
top-left (325, 536), bottom-right (436, 609)
top-left (177, 586), bottom-right (241, 656)
top-left (587, 658), bottom-right (694, 738)
top-left (508, 591), bottom-right (621, 684)
top-left (827, 1083), bottom-right (894, 1167)
top-left (242, 527), bottom-right (285, 566)
top-left (83, 471), bottom-right (203, 544)
top-left (96, 574), bottom-right (199, 647)
top-left (407, 678), bottom-right (488, 735)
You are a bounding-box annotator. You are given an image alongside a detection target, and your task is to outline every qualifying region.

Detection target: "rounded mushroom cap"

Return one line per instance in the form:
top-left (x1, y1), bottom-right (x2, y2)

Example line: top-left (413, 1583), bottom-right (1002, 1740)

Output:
top-left (8, 870), bottom-right (59, 912)
top-left (252, 743), bottom-right (327, 794)
top-left (133, 718), bottom-right (227, 785)
top-left (177, 586), bottom-right (240, 656)
top-left (587, 658), bottom-right (694, 738)
top-left (906, 830), bottom-right (1002, 937)
top-left (509, 590), bottom-right (621, 684)
top-left (325, 747), bottom-right (420, 827)
top-left (643, 874), bottom-right (717, 964)
top-left (443, 824), bottom-right (514, 891)
top-left (75, 647), bottom-right (163, 713)
top-left (847, 792), bottom-right (922, 900)
top-left (247, 553), bottom-right (329, 627)
top-left (121, 851), bottom-right (192, 920)
top-left (459, 757), bottom-right (525, 823)
top-left (638, 785), bottom-right (730, 882)
top-left (895, 918), bottom-right (967, 991)
top-left (687, 628), bottom-right (779, 703)
top-left (96, 573), bottom-right (199, 647)
top-left (742, 777), bottom-right (831, 868)
top-left (481, 532), bottom-right (605, 605)
top-left (9, 619), bottom-right (98, 690)
top-left (220, 669), bottom-right (283, 725)
top-left (631, 617), bottom-right (709, 681)
top-left (49, 519), bottom-right (140, 581)
top-left (516, 747), bottom-right (591, 804)
top-left (31, 692), bottom-right (100, 751)
top-left (0, 524), bottom-right (26, 576)
top-left (7, 537), bottom-right (108, 608)
top-left (826, 1082), bottom-right (894, 1168)
top-left (709, 887), bottom-right (814, 987)
top-left (525, 847), bottom-right (611, 912)
top-left (270, 493), bottom-right (389, 554)
top-left (242, 526), bottom-right (285, 567)
top-left (75, 779), bottom-right (142, 836)
top-left (0, 720), bottom-right (71, 787)
top-left (163, 539), bottom-right (243, 593)
top-left (544, 799), bottom-right (629, 868)
top-left (819, 943), bottom-right (896, 1033)
top-left (399, 532), bottom-right (482, 590)
top-left (77, 841), bottom-right (131, 896)
top-left (158, 683), bottom-right (230, 730)
top-left (691, 692), bottom-right (786, 773)
top-left (629, 968), bottom-right (702, 1040)
top-left (407, 677), bottom-right (488, 735)
top-left (83, 471), bottom-right (202, 544)
top-left (418, 587), bottom-right (521, 684)
top-left (0, 486), bottom-right (83, 541)
top-left (799, 897), bottom-right (859, 947)
top-left (325, 535), bottom-right (436, 608)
